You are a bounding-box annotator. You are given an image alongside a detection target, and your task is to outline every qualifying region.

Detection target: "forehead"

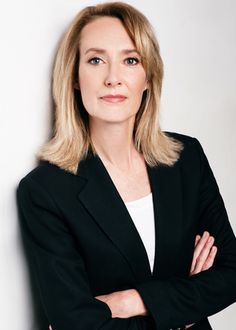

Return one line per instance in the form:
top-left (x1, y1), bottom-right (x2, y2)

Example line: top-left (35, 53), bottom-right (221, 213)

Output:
top-left (79, 16), bottom-right (135, 52)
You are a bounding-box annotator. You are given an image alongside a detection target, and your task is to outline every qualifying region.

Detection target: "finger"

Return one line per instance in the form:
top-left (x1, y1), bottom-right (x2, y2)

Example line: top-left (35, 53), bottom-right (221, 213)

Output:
top-left (190, 235), bottom-right (202, 273)
top-left (193, 236), bottom-right (214, 274)
top-left (194, 231), bottom-right (210, 258)
top-left (194, 236), bottom-right (215, 274)
top-left (190, 231), bottom-right (210, 273)
top-left (191, 233), bottom-right (213, 274)
top-left (195, 235), bottom-right (201, 247)
top-left (202, 246), bottom-right (218, 271)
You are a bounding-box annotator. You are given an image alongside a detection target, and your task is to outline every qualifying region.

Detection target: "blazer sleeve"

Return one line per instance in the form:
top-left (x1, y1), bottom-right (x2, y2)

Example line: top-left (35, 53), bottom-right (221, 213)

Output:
top-left (134, 137), bottom-right (236, 329)
top-left (16, 176), bottom-right (142, 330)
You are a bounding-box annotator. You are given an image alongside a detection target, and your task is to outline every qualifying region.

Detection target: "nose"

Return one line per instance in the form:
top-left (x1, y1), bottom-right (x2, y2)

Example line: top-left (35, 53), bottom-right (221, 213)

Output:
top-left (104, 62), bottom-right (122, 87)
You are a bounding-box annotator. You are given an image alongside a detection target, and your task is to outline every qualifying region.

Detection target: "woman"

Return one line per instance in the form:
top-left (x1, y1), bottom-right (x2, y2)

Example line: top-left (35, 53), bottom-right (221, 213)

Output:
top-left (16, 2), bottom-right (236, 330)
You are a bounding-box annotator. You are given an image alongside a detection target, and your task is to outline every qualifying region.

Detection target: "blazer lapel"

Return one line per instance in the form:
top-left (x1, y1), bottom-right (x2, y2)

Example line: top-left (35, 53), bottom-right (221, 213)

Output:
top-left (147, 162), bottom-right (184, 279)
top-left (76, 150), bottom-right (184, 281)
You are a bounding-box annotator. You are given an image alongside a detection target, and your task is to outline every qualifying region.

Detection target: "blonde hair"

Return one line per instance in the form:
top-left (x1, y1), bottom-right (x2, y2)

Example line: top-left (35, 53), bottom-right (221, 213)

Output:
top-left (37, 1), bottom-right (184, 174)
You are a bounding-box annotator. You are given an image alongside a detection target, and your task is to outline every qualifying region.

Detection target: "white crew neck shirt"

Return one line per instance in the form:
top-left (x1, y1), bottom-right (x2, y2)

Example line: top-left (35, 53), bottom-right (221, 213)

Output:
top-left (124, 192), bottom-right (155, 273)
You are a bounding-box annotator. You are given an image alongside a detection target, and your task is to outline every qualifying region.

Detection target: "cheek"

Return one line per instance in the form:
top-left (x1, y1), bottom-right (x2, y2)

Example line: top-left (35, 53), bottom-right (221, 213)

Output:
top-left (79, 69), bottom-right (91, 91)
top-left (129, 71), bottom-right (147, 92)
top-left (79, 70), bottom-right (98, 100)
top-left (78, 70), bottom-right (101, 114)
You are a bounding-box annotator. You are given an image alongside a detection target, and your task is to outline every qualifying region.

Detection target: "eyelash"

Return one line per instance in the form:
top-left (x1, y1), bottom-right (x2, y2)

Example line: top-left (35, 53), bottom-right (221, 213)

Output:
top-left (87, 57), bottom-right (140, 66)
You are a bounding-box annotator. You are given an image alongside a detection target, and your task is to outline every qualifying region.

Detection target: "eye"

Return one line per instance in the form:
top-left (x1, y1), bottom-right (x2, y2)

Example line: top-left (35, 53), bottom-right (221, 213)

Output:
top-left (125, 57), bottom-right (140, 65)
top-left (88, 57), bottom-right (103, 65)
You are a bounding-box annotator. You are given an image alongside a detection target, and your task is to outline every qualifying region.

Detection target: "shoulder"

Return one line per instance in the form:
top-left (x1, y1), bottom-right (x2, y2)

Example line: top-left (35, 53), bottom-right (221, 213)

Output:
top-left (164, 130), bottom-right (198, 146)
top-left (17, 160), bottom-right (81, 197)
top-left (163, 130), bottom-right (205, 153)
top-left (19, 160), bottom-right (65, 183)
top-left (163, 130), bottom-right (206, 168)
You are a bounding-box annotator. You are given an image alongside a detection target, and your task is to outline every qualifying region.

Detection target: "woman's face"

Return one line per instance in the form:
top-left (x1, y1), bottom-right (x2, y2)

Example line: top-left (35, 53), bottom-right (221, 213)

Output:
top-left (77, 16), bottom-right (148, 124)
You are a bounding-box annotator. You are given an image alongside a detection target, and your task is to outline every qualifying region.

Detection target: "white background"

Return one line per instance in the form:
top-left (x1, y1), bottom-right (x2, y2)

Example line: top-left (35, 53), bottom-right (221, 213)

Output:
top-left (0, 1), bottom-right (235, 329)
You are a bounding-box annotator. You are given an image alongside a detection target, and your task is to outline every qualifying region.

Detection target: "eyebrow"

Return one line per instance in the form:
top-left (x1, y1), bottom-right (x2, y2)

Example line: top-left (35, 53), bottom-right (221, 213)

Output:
top-left (84, 48), bottom-right (140, 55)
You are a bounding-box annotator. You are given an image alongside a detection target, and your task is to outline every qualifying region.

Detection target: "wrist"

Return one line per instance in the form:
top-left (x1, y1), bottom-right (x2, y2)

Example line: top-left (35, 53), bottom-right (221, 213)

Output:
top-left (126, 289), bottom-right (148, 317)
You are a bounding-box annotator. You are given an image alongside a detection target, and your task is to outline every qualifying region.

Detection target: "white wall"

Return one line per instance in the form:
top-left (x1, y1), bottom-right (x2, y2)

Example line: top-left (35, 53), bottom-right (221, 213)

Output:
top-left (0, 1), bottom-right (235, 329)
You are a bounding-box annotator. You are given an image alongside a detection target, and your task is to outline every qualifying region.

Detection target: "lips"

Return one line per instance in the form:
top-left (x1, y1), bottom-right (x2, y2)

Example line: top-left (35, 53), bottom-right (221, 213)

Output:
top-left (100, 95), bottom-right (127, 103)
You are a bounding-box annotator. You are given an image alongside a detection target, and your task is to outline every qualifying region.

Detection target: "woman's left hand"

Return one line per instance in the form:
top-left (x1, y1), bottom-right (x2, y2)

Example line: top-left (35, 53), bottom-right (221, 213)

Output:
top-left (190, 231), bottom-right (217, 276)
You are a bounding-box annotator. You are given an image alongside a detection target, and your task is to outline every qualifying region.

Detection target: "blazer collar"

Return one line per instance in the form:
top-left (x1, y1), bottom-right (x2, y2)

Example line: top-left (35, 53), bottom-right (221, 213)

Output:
top-left (76, 149), bottom-right (184, 281)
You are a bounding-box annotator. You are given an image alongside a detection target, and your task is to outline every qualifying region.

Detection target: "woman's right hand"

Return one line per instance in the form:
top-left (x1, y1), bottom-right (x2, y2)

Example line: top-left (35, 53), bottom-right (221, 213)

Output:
top-left (185, 231), bottom-right (218, 329)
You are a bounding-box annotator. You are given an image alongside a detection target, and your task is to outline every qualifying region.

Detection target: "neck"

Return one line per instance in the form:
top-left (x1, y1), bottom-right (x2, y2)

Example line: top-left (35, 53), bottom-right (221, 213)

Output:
top-left (89, 118), bottom-right (140, 172)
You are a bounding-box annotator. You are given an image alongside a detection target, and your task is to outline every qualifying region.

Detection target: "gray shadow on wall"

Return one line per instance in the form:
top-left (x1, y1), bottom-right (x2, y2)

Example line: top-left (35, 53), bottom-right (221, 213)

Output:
top-left (16, 189), bottom-right (50, 330)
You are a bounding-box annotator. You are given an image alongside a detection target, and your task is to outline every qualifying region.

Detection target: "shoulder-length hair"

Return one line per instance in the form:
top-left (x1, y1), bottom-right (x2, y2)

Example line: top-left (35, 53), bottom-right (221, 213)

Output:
top-left (37, 1), bottom-right (184, 174)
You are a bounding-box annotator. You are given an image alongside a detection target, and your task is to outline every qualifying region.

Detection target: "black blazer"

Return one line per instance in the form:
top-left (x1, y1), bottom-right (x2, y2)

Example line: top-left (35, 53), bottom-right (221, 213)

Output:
top-left (16, 132), bottom-right (236, 330)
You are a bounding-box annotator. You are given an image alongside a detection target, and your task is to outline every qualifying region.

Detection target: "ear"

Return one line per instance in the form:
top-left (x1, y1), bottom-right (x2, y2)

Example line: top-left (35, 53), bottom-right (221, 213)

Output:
top-left (143, 79), bottom-right (149, 92)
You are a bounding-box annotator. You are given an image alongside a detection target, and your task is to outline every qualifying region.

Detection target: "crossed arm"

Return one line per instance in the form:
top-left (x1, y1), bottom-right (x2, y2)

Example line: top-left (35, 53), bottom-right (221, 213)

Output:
top-left (94, 231), bottom-right (217, 328)
top-left (48, 231), bottom-right (217, 330)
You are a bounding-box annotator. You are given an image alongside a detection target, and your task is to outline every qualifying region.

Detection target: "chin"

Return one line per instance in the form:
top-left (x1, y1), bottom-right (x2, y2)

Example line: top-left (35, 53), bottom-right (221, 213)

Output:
top-left (95, 115), bottom-right (134, 124)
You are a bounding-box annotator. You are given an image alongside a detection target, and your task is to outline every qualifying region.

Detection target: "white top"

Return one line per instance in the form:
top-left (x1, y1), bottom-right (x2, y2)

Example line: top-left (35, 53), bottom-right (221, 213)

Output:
top-left (124, 193), bottom-right (155, 273)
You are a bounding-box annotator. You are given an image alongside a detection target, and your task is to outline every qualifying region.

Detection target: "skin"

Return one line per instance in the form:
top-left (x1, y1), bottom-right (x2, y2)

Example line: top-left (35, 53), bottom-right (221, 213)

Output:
top-left (77, 16), bottom-right (148, 169)
top-left (51, 17), bottom-right (219, 330)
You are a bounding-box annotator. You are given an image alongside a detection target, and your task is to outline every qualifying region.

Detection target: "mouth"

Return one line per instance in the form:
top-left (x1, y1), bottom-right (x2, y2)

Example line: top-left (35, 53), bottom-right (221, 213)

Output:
top-left (100, 95), bottom-right (127, 103)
